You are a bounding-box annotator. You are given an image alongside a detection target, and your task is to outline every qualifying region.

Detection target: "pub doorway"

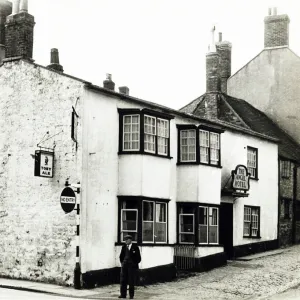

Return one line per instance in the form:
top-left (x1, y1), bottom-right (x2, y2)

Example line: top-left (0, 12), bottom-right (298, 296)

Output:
top-left (220, 202), bottom-right (234, 259)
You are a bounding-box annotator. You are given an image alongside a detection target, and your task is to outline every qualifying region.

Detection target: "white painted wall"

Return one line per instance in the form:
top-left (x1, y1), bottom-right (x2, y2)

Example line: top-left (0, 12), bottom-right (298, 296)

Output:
top-left (221, 131), bottom-right (278, 246)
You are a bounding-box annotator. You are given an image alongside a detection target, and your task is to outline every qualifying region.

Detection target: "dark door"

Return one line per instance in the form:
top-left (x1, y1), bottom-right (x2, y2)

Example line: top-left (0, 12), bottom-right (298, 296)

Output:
top-left (219, 203), bottom-right (233, 259)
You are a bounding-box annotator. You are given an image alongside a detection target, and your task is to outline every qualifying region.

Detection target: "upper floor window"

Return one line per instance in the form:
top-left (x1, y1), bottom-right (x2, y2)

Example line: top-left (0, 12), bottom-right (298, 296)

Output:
top-left (280, 160), bottom-right (291, 179)
top-left (119, 196), bottom-right (168, 244)
top-left (178, 125), bottom-right (223, 167)
top-left (247, 147), bottom-right (258, 179)
top-left (119, 109), bottom-right (173, 158)
top-left (180, 130), bottom-right (196, 162)
top-left (123, 115), bottom-right (140, 151)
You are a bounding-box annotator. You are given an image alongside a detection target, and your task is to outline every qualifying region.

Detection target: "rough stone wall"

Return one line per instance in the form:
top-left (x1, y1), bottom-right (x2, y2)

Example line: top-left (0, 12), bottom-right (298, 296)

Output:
top-left (279, 161), bottom-right (295, 247)
top-left (0, 60), bottom-right (84, 285)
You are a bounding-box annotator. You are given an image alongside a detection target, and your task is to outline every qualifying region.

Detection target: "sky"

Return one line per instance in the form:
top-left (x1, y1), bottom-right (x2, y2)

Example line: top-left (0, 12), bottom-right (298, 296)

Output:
top-left (20, 0), bottom-right (300, 109)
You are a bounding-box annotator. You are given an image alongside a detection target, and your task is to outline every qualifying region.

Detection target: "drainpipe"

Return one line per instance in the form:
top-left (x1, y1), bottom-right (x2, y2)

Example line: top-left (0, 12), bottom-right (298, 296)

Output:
top-left (292, 164), bottom-right (298, 244)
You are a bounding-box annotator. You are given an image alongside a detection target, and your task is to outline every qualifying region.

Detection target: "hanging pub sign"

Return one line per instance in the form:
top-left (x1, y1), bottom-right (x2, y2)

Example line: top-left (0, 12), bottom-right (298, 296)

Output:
top-left (34, 150), bottom-right (54, 178)
top-left (231, 165), bottom-right (250, 193)
top-left (60, 187), bottom-right (76, 213)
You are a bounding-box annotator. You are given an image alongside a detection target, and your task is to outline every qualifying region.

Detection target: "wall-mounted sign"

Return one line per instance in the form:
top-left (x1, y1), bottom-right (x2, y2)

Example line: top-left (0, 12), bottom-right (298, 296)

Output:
top-left (231, 165), bottom-right (250, 192)
top-left (60, 187), bottom-right (76, 213)
top-left (34, 150), bottom-right (54, 178)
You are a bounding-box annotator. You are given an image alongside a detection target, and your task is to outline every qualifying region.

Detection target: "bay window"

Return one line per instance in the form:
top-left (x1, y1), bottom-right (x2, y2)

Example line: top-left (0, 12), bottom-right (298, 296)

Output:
top-left (177, 125), bottom-right (223, 167)
top-left (177, 203), bottom-right (219, 245)
top-left (118, 196), bottom-right (168, 244)
top-left (118, 108), bottom-right (172, 158)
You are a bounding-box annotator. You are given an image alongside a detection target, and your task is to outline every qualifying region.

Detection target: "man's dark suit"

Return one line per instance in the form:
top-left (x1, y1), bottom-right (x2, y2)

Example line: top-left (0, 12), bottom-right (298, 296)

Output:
top-left (119, 243), bottom-right (141, 299)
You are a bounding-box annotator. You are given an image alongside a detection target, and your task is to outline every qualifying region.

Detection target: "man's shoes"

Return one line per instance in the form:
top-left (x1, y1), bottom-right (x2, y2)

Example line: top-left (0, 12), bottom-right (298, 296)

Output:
top-left (130, 297), bottom-right (134, 299)
top-left (118, 296), bottom-right (126, 299)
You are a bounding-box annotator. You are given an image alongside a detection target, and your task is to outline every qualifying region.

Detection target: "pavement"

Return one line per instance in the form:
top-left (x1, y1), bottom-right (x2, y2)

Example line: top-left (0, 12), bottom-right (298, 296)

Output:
top-left (0, 245), bottom-right (300, 299)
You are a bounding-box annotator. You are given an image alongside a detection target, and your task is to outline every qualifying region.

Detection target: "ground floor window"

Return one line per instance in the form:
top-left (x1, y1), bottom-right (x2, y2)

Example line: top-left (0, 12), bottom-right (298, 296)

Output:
top-left (178, 203), bottom-right (219, 245)
top-left (119, 196), bottom-right (168, 244)
top-left (243, 206), bottom-right (260, 238)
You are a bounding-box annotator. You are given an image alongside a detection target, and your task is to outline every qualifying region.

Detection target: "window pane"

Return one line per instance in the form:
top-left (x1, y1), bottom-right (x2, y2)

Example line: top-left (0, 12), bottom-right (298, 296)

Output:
top-left (155, 222), bottom-right (166, 242)
top-left (247, 148), bottom-right (257, 178)
top-left (180, 215), bottom-right (194, 233)
top-left (122, 232), bottom-right (138, 242)
top-left (251, 208), bottom-right (259, 237)
top-left (210, 208), bottom-right (218, 226)
top-left (200, 146), bottom-right (209, 163)
top-left (143, 221), bottom-right (154, 242)
top-left (180, 234), bottom-right (195, 243)
top-left (122, 210), bottom-right (137, 231)
top-left (209, 226), bottom-right (218, 244)
top-left (143, 201), bottom-right (154, 221)
top-left (199, 225), bottom-right (208, 243)
top-left (199, 207), bottom-right (207, 225)
top-left (156, 203), bottom-right (166, 222)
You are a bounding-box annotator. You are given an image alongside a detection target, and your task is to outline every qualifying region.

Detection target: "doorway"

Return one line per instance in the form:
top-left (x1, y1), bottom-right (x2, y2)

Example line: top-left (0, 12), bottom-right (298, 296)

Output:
top-left (220, 203), bottom-right (234, 259)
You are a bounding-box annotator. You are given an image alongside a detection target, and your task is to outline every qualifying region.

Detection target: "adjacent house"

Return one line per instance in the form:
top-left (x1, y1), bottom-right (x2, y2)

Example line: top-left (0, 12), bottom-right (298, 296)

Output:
top-left (227, 8), bottom-right (300, 246)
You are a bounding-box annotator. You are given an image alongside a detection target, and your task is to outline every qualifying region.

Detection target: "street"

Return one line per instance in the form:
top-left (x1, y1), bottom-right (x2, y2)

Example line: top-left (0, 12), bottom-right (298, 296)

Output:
top-left (1, 245), bottom-right (300, 300)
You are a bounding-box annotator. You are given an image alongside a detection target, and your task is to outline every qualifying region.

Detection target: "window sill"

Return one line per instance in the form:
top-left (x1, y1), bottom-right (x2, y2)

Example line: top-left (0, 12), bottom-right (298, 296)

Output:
top-left (115, 242), bottom-right (173, 247)
top-left (118, 151), bottom-right (173, 160)
top-left (177, 162), bottom-right (222, 169)
top-left (243, 236), bottom-right (261, 239)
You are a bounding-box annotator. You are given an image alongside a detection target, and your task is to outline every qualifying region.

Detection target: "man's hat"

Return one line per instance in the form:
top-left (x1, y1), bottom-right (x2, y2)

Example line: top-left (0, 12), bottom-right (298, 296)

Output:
top-left (124, 234), bottom-right (133, 240)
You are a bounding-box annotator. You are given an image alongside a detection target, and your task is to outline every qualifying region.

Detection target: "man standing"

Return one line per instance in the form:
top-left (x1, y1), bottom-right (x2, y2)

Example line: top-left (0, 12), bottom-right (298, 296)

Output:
top-left (119, 235), bottom-right (141, 299)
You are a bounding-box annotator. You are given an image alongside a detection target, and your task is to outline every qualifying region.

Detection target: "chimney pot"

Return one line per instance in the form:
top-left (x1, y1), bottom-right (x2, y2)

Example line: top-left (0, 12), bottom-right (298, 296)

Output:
top-left (273, 7), bottom-right (277, 16)
top-left (119, 86), bottom-right (129, 95)
top-left (219, 32), bottom-right (222, 42)
top-left (268, 7), bottom-right (272, 16)
top-left (103, 73), bottom-right (115, 91)
top-left (47, 48), bottom-right (63, 72)
top-left (19, 0), bottom-right (28, 13)
top-left (12, 0), bottom-right (20, 14)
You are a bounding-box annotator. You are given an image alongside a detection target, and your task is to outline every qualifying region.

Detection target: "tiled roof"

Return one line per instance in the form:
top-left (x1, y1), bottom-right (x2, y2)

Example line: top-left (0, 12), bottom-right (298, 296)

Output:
top-left (180, 92), bottom-right (300, 162)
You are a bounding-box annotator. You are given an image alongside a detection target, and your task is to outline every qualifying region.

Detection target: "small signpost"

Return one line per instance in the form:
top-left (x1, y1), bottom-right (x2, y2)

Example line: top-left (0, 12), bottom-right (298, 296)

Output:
top-left (231, 165), bottom-right (250, 196)
top-left (60, 187), bottom-right (76, 213)
top-left (34, 150), bottom-right (54, 178)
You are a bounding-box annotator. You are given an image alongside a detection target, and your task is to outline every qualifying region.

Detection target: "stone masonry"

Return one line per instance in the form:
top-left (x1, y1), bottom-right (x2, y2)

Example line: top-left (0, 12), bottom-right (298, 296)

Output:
top-left (0, 59), bottom-right (84, 285)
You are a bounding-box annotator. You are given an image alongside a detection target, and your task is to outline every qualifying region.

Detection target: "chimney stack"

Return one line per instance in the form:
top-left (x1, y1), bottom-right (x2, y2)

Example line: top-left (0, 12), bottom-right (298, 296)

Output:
top-left (119, 86), bottom-right (129, 95)
top-left (216, 32), bottom-right (232, 94)
top-left (264, 7), bottom-right (290, 48)
top-left (0, 0), bottom-right (12, 63)
top-left (206, 26), bottom-right (221, 92)
top-left (47, 48), bottom-right (63, 72)
top-left (103, 73), bottom-right (115, 91)
top-left (5, 0), bottom-right (35, 59)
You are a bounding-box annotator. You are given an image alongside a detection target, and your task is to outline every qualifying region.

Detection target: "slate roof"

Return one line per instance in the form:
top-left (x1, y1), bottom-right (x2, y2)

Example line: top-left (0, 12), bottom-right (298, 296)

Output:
top-left (180, 92), bottom-right (300, 162)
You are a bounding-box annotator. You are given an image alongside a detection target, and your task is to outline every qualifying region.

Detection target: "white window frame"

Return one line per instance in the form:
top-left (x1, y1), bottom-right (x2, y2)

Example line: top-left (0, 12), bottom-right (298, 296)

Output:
top-left (123, 114), bottom-right (140, 151)
top-left (244, 206), bottom-right (259, 238)
top-left (199, 130), bottom-right (209, 164)
top-left (247, 147), bottom-right (257, 178)
top-left (155, 202), bottom-right (167, 243)
top-left (180, 129), bottom-right (196, 162)
top-left (144, 115), bottom-right (156, 154)
top-left (208, 207), bottom-right (219, 245)
top-left (209, 132), bottom-right (220, 166)
top-left (179, 213), bottom-right (195, 244)
top-left (121, 209), bottom-right (138, 242)
top-left (142, 200), bottom-right (155, 243)
top-left (157, 118), bottom-right (169, 156)
top-left (198, 206), bottom-right (208, 244)
top-left (281, 160), bottom-right (291, 179)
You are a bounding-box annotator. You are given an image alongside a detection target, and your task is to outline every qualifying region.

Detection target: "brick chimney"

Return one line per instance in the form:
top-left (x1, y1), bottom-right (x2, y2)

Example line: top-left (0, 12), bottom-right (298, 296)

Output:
top-left (216, 32), bottom-right (231, 94)
top-left (206, 26), bottom-right (221, 92)
top-left (119, 86), bottom-right (129, 95)
top-left (0, 0), bottom-right (12, 63)
top-left (47, 48), bottom-right (63, 72)
top-left (103, 73), bottom-right (115, 91)
top-left (5, 0), bottom-right (35, 59)
top-left (264, 7), bottom-right (290, 48)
